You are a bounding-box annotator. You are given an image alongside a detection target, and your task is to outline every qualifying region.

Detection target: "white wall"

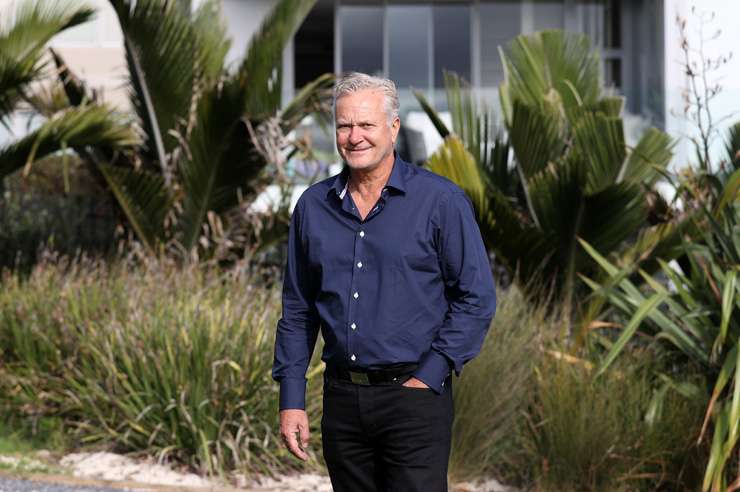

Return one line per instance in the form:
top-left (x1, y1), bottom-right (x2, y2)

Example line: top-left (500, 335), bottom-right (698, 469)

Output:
top-left (221, 0), bottom-right (277, 69)
top-left (665, 0), bottom-right (740, 170)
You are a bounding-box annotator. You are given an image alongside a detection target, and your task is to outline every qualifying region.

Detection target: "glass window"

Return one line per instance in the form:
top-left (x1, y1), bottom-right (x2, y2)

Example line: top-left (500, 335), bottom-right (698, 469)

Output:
top-left (433, 5), bottom-right (471, 87)
top-left (388, 5), bottom-right (431, 90)
top-left (533, 0), bottom-right (564, 31)
top-left (480, 2), bottom-right (521, 89)
top-left (340, 6), bottom-right (383, 76)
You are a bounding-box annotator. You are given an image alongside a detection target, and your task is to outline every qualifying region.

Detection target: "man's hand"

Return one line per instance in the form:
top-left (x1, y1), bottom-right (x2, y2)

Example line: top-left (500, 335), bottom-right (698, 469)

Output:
top-left (280, 409), bottom-right (310, 461)
top-left (402, 376), bottom-right (430, 389)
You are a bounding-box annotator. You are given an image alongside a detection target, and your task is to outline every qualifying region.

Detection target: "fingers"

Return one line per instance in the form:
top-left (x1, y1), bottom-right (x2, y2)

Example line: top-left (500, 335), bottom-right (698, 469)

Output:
top-left (280, 410), bottom-right (310, 461)
top-left (299, 421), bottom-right (310, 450)
top-left (283, 428), bottom-right (309, 461)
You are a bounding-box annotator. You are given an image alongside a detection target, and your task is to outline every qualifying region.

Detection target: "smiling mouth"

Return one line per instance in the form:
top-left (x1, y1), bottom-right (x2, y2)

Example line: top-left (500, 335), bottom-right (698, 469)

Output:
top-left (348, 148), bottom-right (371, 153)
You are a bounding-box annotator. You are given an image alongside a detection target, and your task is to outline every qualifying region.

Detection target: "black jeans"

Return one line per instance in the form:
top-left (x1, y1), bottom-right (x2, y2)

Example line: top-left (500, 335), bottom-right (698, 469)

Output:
top-left (321, 374), bottom-right (454, 492)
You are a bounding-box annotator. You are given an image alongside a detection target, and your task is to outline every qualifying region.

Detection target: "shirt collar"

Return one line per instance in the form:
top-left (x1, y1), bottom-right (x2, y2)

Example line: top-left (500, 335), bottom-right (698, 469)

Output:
top-left (328, 154), bottom-right (408, 199)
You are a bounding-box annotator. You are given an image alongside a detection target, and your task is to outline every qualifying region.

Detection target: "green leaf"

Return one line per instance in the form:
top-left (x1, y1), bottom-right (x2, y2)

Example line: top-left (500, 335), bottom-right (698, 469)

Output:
top-left (499, 29), bottom-right (601, 117)
top-left (110, 0), bottom-right (198, 159)
top-left (0, 104), bottom-right (137, 179)
top-left (622, 127), bottom-right (674, 185)
top-left (96, 163), bottom-right (173, 251)
top-left (571, 112), bottom-right (626, 192)
top-left (237, 0), bottom-right (317, 117)
top-left (596, 292), bottom-right (667, 377)
top-left (0, 1), bottom-right (95, 121)
top-left (509, 100), bottom-right (563, 182)
top-left (412, 88), bottom-right (450, 139)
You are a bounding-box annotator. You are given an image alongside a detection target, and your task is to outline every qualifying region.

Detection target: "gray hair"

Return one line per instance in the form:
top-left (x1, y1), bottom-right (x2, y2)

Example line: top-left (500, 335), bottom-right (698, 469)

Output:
top-left (333, 72), bottom-right (400, 126)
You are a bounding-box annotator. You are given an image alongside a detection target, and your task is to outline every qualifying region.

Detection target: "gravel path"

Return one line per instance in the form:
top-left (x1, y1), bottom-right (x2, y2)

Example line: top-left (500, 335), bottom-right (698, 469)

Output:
top-left (0, 477), bottom-right (129, 492)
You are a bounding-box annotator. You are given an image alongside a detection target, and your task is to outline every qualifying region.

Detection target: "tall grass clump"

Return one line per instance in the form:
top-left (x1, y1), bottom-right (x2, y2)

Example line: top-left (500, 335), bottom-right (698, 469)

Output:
top-left (0, 256), bottom-right (323, 476)
top-left (449, 287), bottom-right (545, 481)
top-left (524, 351), bottom-right (706, 491)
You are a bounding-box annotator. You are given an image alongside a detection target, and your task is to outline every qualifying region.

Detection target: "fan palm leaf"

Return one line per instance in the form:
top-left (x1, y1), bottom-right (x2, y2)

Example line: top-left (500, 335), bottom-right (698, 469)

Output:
top-left (498, 29), bottom-right (601, 125)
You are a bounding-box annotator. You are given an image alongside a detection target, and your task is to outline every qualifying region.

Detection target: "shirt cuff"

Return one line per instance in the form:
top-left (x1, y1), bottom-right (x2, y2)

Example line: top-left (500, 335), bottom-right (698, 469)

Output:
top-left (413, 350), bottom-right (452, 394)
top-left (279, 377), bottom-right (307, 410)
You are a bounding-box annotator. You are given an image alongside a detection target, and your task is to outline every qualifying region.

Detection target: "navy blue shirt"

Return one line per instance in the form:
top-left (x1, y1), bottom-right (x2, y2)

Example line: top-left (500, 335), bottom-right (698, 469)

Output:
top-left (273, 156), bottom-right (496, 410)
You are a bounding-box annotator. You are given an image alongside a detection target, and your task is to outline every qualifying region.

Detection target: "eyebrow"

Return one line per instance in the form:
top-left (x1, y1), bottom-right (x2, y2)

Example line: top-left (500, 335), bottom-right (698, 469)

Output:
top-left (336, 119), bottom-right (375, 126)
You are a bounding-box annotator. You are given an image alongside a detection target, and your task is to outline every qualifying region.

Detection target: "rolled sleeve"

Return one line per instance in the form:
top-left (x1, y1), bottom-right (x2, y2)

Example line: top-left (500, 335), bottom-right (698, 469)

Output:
top-left (272, 198), bottom-right (320, 410)
top-left (413, 191), bottom-right (496, 388)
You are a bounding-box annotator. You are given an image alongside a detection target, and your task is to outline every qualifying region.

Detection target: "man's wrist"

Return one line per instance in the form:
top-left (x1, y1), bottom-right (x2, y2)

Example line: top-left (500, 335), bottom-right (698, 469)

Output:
top-left (279, 377), bottom-right (307, 410)
top-left (413, 350), bottom-right (452, 393)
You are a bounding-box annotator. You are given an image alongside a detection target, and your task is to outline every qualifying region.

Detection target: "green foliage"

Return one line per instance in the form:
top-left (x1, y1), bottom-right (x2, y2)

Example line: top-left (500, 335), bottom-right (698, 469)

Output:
top-left (524, 353), bottom-right (706, 491)
top-left (0, 257), bottom-right (325, 475)
top-left (2, 0), bottom-right (333, 259)
top-left (0, 1), bottom-right (134, 179)
top-left (417, 31), bottom-right (679, 319)
top-left (582, 193), bottom-right (740, 490)
top-left (449, 288), bottom-right (543, 481)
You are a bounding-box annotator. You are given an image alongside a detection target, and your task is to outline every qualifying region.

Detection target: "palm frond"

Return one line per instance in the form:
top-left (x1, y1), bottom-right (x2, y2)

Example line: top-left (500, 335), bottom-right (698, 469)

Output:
top-left (177, 79), bottom-right (257, 251)
top-left (0, 54), bottom-right (35, 121)
top-left (0, 104), bottom-right (138, 179)
top-left (428, 136), bottom-right (545, 279)
top-left (97, 163), bottom-right (173, 252)
top-left (580, 183), bottom-right (648, 255)
top-left (499, 29), bottom-right (601, 123)
top-left (109, 0), bottom-right (198, 159)
top-left (49, 47), bottom-right (94, 107)
top-left (571, 112), bottom-right (626, 192)
top-left (622, 127), bottom-right (674, 185)
top-left (279, 72), bottom-right (334, 131)
top-left (191, 0), bottom-right (231, 81)
top-left (412, 89), bottom-right (451, 139)
top-left (0, 1), bottom-right (94, 121)
top-left (237, 0), bottom-right (317, 117)
top-left (0, 1), bottom-right (95, 60)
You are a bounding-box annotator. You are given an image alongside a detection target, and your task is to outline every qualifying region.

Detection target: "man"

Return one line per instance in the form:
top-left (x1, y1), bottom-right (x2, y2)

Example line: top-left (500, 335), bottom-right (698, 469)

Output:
top-left (272, 72), bottom-right (496, 492)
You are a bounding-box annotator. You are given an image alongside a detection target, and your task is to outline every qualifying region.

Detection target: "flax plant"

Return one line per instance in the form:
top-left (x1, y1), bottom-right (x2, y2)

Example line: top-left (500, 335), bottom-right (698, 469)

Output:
top-left (0, 256), bottom-right (324, 475)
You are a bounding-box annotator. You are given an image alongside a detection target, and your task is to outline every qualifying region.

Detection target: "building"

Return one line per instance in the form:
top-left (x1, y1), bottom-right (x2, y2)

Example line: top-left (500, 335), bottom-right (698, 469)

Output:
top-left (3, 0), bottom-right (739, 170)
top-left (230, 0), bottom-right (740, 169)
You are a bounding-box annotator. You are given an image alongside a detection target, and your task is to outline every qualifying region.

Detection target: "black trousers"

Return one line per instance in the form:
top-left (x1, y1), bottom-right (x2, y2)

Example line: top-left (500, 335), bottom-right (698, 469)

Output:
top-left (321, 373), bottom-right (454, 492)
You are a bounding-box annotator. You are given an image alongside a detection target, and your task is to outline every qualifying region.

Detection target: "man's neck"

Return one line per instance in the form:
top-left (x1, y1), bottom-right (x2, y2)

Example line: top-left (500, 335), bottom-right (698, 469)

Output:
top-left (348, 154), bottom-right (394, 198)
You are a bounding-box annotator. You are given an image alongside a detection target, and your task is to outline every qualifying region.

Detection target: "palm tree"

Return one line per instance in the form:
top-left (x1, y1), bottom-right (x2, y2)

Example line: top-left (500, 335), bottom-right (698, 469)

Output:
top-left (4, 0), bottom-right (332, 256)
top-left (0, 1), bottom-right (137, 190)
top-left (417, 30), bottom-right (680, 325)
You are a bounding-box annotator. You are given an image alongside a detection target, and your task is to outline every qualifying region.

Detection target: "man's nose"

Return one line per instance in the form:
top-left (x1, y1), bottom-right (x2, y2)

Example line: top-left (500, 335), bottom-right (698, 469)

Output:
top-left (347, 125), bottom-right (363, 144)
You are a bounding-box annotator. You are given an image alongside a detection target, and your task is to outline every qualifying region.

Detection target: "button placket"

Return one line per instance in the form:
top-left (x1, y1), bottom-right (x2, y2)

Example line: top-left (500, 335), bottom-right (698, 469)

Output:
top-left (347, 227), bottom-right (365, 364)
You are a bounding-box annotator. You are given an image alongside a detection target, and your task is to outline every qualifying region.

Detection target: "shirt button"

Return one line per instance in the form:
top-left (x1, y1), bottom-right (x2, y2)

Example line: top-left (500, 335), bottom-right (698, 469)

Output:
top-left (357, 261), bottom-right (363, 268)
top-left (351, 323), bottom-right (357, 330)
top-left (359, 231), bottom-right (365, 238)
top-left (353, 292), bottom-right (359, 299)
top-left (350, 354), bottom-right (356, 361)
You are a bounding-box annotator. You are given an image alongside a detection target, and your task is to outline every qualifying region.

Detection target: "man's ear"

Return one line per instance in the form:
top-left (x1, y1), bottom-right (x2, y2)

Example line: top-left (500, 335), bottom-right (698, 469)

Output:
top-left (391, 116), bottom-right (401, 145)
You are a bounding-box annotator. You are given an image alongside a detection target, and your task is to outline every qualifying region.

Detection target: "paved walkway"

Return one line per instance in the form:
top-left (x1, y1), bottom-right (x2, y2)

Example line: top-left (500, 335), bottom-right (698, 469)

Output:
top-left (0, 477), bottom-right (128, 492)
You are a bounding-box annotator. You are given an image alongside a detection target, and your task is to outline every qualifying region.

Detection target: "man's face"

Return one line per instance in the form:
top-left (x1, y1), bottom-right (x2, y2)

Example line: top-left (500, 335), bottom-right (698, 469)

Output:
top-left (335, 89), bottom-right (400, 172)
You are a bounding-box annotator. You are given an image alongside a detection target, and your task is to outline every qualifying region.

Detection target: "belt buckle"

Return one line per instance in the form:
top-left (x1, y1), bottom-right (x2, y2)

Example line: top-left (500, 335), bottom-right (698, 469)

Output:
top-left (349, 371), bottom-right (370, 385)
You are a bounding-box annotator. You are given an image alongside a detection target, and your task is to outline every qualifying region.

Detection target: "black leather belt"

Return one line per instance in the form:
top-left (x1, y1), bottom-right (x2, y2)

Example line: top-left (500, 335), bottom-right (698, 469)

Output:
top-left (326, 363), bottom-right (418, 386)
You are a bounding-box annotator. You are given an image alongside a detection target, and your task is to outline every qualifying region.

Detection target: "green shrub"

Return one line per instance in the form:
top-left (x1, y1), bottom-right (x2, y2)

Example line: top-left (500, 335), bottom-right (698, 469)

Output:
top-left (0, 257), bottom-right (324, 476)
top-left (449, 287), bottom-right (545, 481)
top-left (523, 351), bottom-right (706, 491)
